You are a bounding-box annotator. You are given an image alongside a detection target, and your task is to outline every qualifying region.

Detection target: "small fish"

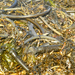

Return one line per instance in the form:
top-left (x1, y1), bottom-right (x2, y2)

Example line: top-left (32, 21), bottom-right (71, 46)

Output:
top-left (0, 33), bottom-right (8, 38)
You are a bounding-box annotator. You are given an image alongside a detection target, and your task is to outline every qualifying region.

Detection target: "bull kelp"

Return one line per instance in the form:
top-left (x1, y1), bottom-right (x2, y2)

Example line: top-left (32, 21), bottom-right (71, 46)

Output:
top-left (0, 0), bottom-right (75, 75)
